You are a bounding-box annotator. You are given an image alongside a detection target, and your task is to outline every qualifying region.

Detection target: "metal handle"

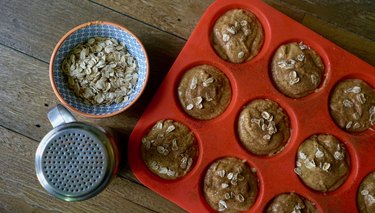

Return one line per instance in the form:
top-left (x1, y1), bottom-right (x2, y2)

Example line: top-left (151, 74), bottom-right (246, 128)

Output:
top-left (48, 104), bottom-right (76, 128)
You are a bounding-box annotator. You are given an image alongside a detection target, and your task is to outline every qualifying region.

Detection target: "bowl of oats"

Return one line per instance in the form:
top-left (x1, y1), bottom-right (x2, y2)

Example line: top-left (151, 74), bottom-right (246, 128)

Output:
top-left (50, 21), bottom-right (149, 118)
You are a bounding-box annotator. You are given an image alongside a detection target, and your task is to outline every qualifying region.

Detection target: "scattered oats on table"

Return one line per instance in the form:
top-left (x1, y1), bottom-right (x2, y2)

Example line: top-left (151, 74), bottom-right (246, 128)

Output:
top-left (61, 37), bottom-right (139, 105)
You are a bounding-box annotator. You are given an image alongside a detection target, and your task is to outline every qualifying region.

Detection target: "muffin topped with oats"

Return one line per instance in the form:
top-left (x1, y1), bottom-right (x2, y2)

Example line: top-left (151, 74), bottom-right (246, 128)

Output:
top-left (271, 42), bottom-right (324, 98)
top-left (211, 9), bottom-right (264, 63)
top-left (141, 120), bottom-right (198, 180)
top-left (294, 134), bottom-right (350, 192)
top-left (330, 79), bottom-right (375, 132)
top-left (178, 65), bottom-right (231, 120)
top-left (62, 37), bottom-right (139, 105)
top-left (204, 157), bottom-right (258, 212)
top-left (266, 193), bottom-right (317, 213)
top-left (238, 99), bottom-right (290, 156)
top-left (357, 171), bottom-right (375, 213)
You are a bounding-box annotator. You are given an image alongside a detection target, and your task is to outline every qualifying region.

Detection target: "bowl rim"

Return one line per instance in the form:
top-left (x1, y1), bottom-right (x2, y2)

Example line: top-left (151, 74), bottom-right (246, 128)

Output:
top-left (49, 21), bottom-right (149, 118)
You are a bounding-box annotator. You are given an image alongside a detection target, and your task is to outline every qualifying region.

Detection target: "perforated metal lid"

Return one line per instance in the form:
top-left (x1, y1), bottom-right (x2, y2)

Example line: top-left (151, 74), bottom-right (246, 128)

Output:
top-left (35, 105), bottom-right (118, 201)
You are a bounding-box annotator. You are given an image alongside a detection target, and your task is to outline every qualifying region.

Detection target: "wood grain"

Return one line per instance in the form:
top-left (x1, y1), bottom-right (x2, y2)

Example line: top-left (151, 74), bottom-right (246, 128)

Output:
top-left (278, 0), bottom-right (375, 41)
top-left (0, 0), bottom-right (185, 62)
top-left (0, 126), bottom-right (184, 213)
top-left (302, 14), bottom-right (375, 65)
top-left (92, 0), bottom-right (375, 65)
top-left (92, 0), bottom-right (213, 39)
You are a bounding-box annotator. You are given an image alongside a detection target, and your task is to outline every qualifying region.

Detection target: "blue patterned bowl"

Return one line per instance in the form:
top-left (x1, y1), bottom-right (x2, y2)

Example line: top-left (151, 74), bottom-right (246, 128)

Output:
top-left (50, 21), bottom-right (149, 118)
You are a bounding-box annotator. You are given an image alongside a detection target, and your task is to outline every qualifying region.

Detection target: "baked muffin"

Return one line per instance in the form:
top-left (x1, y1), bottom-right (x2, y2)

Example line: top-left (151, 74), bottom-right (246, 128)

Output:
top-left (294, 134), bottom-right (350, 192)
top-left (211, 9), bottom-right (264, 63)
top-left (357, 171), bottom-right (375, 213)
top-left (141, 120), bottom-right (198, 180)
top-left (266, 193), bottom-right (317, 213)
top-left (203, 157), bottom-right (258, 212)
top-left (271, 42), bottom-right (324, 98)
top-left (238, 99), bottom-right (290, 156)
top-left (178, 65), bottom-right (231, 120)
top-left (330, 79), bottom-right (375, 132)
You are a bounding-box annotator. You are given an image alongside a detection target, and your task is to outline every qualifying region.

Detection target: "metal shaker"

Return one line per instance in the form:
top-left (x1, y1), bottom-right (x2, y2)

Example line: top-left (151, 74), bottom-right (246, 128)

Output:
top-left (35, 104), bottom-right (119, 201)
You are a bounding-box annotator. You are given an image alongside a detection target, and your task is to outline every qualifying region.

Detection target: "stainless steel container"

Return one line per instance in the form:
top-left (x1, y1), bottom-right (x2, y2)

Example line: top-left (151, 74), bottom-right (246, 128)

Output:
top-left (35, 104), bottom-right (119, 201)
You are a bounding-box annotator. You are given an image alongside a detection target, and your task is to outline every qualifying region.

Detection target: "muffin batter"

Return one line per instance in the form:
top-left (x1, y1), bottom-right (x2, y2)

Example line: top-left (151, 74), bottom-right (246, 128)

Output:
top-left (330, 79), bottom-right (375, 132)
top-left (141, 120), bottom-right (198, 180)
top-left (238, 99), bottom-right (290, 156)
top-left (266, 193), bottom-right (317, 213)
top-left (204, 157), bottom-right (258, 212)
top-left (178, 65), bottom-right (231, 120)
top-left (357, 171), bottom-right (375, 213)
top-left (294, 134), bottom-right (350, 192)
top-left (271, 42), bottom-right (324, 98)
top-left (211, 9), bottom-right (264, 63)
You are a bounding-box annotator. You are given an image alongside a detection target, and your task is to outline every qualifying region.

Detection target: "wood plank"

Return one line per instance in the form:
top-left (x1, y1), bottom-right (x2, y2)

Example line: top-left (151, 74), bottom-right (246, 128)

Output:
top-left (0, 0), bottom-right (185, 63)
top-left (302, 14), bottom-right (375, 65)
top-left (0, 126), bottom-right (184, 213)
top-left (276, 0), bottom-right (375, 41)
top-left (92, 0), bottom-right (374, 65)
top-left (92, 0), bottom-right (213, 39)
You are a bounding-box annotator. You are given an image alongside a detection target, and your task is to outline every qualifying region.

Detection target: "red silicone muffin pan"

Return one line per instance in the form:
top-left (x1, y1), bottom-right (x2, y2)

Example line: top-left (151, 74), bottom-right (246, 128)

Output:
top-left (128, 0), bottom-right (375, 212)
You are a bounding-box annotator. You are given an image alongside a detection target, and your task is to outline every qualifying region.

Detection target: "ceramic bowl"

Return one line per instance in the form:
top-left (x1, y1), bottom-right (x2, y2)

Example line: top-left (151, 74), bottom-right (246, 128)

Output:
top-left (50, 21), bottom-right (149, 118)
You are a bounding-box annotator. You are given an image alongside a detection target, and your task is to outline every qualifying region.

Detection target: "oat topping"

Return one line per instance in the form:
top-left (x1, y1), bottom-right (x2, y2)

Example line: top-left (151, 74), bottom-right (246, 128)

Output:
top-left (298, 41), bottom-right (309, 50)
top-left (353, 122), bottom-right (361, 129)
top-left (221, 183), bottom-right (229, 189)
top-left (343, 99), bottom-right (354, 108)
top-left (236, 194), bottom-right (245, 202)
top-left (294, 168), bottom-right (302, 176)
top-left (361, 190), bottom-right (369, 196)
top-left (218, 170), bottom-right (226, 178)
top-left (289, 70), bottom-right (300, 85)
top-left (186, 103), bottom-right (194, 110)
top-left (143, 138), bottom-right (151, 149)
top-left (346, 121), bottom-right (353, 129)
top-left (238, 51), bottom-right (245, 59)
top-left (304, 159), bottom-right (316, 169)
top-left (224, 193), bottom-right (231, 200)
top-left (322, 162), bottom-right (331, 172)
top-left (261, 111), bottom-right (271, 120)
top-left (356, 93), bottom-right (367, 104)
top-left (62, 37), bottom-right (138, 105)
top-left (165, 124), bottom-right (176, 133)
top-left (345, 86), bottom-right (362, 94)
top-left (150, 161), bottom-right (159, 170)
top-left (156, 121), bottom-right (163, 129)
top-left (315, 148), bottom-right (324, 158)
top-left (299, 152), bottom-right (307, 160)
top-left (227, 172), bottom-right (234, 180)
top-left (227, 26), bottom-right (237, 35)
top-left (296, 54), bottom-right (305, 62)
top-left (366, 195), bottom-right (375, 206)
top-left (180, 157), bottom-right (188, 169)
top-left (218, 200), bottom-right (228, 211)
top-left (370, 106), bottom-right (375, 114)
top-left (334, 151), bottom-right (344, 161)
top-left (190, 76), bottom-right (198, 89)
top-left (222, 33), bottom-right (230, 42)
top-left (203, 77), bottom-right (214, 87)
top-left (251, 110), bottom-right (278, 142)
top-left (296, 161), bottom-right (302, 168)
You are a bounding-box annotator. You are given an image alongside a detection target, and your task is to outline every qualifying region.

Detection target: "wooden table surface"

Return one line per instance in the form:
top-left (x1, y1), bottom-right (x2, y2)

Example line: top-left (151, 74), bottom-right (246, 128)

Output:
top-left (0, 0), bottom-right (374, 212)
